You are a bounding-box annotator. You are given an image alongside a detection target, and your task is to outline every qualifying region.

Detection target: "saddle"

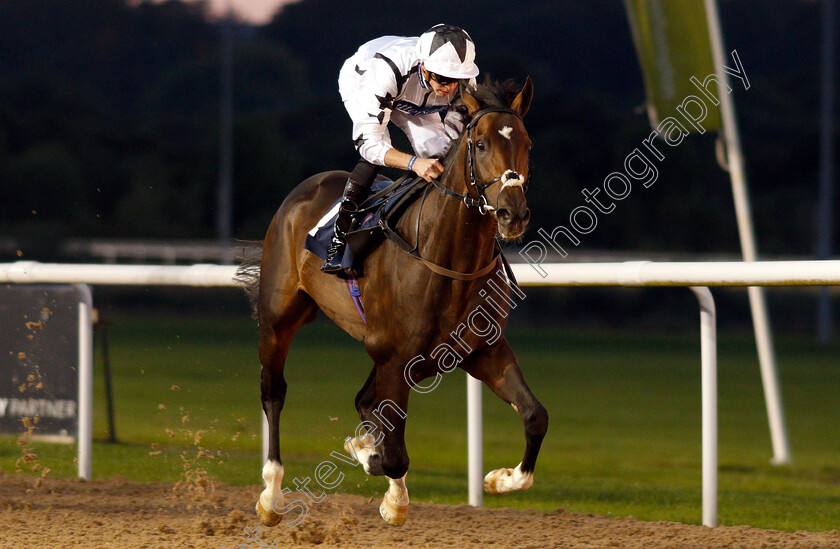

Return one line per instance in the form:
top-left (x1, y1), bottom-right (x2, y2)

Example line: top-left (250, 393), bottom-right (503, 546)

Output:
top-left (306, 174), bottom-right (521, 288)
top-left (305, 175), bottom-right (428, 275)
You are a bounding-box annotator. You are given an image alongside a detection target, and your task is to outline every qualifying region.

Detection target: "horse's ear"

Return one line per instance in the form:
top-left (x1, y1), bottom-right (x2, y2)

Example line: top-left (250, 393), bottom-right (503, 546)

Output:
top-left (511, 76), bottom-right (534, 117)
top-left (462, 90), bottom-right (482, 116)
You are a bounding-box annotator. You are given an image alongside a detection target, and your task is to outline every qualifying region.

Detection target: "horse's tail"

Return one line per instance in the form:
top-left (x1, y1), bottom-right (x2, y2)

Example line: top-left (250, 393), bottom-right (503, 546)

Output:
top-left (235, 240), bottom-right (263, 320)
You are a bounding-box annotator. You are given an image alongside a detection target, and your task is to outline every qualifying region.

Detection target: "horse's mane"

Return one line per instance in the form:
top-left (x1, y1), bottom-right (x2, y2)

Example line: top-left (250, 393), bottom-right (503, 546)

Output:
top-left (443, 77), bottom-right (524, 175)
top-left (466, 77), bottom-right (524, 110)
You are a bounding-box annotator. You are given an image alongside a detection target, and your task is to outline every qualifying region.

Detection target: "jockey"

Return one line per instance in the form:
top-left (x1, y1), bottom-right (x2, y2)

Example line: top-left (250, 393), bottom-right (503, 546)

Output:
top-left (321, 24), bottom-right (480, 274)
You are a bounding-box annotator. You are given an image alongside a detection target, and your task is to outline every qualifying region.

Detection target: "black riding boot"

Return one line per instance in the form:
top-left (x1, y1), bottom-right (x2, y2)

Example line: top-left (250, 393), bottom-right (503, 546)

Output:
top-left (321, 161), bottom-right (379, 274)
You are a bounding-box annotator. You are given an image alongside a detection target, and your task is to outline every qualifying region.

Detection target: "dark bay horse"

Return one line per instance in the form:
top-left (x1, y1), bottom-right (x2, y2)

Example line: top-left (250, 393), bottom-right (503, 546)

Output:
top-left (237, 78), bottom-right (548, 527)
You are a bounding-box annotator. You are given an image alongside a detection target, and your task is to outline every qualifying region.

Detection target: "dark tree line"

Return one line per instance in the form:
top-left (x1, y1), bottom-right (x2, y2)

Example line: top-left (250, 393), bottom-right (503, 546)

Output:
top-left (0, 0), bottom-right (835, 260)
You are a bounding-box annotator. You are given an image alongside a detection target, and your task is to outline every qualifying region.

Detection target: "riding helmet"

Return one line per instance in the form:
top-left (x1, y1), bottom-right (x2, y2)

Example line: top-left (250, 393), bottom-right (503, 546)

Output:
top-left (416, 24), bottom-right (480, 80)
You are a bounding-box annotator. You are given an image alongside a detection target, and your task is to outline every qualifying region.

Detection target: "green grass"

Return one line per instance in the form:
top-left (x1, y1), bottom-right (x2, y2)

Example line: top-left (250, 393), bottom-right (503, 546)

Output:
top-left (2, 314), bottom-right (839, 533)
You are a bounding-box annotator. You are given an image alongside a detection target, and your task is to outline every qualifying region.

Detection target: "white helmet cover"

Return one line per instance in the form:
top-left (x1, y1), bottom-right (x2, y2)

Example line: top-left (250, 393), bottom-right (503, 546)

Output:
top-left (416, 24), bottom-right (479, 79)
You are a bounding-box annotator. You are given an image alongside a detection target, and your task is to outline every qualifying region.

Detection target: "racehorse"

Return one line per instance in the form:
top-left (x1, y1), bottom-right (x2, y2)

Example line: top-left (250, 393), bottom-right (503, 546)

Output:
top-left (237, 77), bottom-right (548, 527)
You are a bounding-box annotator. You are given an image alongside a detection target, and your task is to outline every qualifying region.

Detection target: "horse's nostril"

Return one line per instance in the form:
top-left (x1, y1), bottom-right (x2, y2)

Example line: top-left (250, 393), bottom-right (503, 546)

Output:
top-left (496, 208), bottom-right (511, 223)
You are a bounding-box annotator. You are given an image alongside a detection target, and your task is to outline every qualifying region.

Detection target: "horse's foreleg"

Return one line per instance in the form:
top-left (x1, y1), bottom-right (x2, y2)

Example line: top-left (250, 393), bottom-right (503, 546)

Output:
top-left (462, 338), bottom-right (548, 495)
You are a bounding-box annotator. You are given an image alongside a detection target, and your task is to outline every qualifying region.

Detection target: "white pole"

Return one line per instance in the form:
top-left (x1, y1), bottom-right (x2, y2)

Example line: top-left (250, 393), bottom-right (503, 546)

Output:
top-left (704, 0), bottom-right (791, 464)
top-left (467, 374), bottom-right (483, 506)
top-left (74, 284), bottom-right (94, 480)
top-left (262, 411), bottom-right (269, 464)
top-left (691, 287), bottom-right (717, 528)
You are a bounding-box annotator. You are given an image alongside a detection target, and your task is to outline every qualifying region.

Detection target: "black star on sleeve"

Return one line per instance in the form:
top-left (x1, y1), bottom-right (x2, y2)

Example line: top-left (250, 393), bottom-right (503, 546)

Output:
top-left (367, 111), bottom-right (386, 125)
top-left (375, 91), bottom-right (395, 110)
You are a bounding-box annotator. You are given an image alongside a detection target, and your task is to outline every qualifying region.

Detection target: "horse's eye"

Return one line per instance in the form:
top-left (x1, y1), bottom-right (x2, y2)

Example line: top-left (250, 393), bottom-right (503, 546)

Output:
top-left (475, 140), bottom-right (486, 151)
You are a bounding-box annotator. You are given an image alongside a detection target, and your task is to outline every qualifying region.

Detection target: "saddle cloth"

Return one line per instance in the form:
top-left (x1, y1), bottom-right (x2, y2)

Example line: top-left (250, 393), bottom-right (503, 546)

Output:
top-left (304, 175), bottom-right (425, 272)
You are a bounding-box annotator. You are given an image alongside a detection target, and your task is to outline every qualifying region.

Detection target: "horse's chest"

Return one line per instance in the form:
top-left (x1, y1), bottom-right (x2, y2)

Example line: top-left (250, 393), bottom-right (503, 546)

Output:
top-left (385, 295), bottom-right (503, 358)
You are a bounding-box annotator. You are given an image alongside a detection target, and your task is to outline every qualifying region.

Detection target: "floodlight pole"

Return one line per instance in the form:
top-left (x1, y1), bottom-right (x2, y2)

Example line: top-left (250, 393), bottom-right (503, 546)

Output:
top-left (816, 0), bottom-right (836, 343)
top-left (704, 0), bottom-right (791, 464)
top-left (217, 10), bottom-right (235, 263)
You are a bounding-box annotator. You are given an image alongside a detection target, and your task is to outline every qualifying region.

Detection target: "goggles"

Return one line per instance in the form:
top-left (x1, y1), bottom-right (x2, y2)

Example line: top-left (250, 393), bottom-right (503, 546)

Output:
top-left (427, 71), bottom-right (462, 86)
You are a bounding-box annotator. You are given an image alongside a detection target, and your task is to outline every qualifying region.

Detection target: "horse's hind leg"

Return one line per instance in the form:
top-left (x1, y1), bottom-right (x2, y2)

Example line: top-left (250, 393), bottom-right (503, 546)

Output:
top-left (256, 293), bottom-right (316, 526)
top-left (462, 338), bottom-right (548, 494)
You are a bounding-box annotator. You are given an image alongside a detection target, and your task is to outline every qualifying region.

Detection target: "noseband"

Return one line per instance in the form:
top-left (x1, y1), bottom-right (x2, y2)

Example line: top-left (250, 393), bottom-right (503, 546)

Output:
top-left (430, 106), bottom-right (530, 215)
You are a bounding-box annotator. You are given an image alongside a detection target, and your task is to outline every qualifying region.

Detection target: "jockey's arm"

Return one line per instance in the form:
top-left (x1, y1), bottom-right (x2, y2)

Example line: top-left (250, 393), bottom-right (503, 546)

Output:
top-left (384, 148), bottom-right (443, 182)
top-left (349, 54), bottom-right (447, 183)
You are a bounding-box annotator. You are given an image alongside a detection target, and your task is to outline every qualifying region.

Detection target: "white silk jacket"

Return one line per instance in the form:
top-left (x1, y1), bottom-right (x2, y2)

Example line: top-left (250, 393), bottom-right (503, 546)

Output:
top-left (338, 36), bottom-right (476, 166)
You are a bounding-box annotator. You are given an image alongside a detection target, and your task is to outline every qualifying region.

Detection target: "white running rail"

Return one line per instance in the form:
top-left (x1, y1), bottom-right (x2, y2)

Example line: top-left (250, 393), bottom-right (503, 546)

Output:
top-left (5, 259), bottom-right (840, 527)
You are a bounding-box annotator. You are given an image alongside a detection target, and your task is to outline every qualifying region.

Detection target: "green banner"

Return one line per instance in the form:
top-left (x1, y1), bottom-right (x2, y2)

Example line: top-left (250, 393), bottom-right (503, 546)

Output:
top-left (624, 0), bottom-right (721, 133)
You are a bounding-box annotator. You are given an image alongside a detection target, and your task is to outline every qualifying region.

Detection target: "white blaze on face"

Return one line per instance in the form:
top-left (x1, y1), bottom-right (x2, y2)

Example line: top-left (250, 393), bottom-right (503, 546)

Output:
top-left (499, 126), bottom-right (514, 140)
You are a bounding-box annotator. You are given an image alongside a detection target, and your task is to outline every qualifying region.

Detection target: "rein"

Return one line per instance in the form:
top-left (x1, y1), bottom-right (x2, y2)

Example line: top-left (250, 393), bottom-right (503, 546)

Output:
top-left (378, 183), bottom-right (501, 281)
top-left (381, 106), bottom-right (528, 281)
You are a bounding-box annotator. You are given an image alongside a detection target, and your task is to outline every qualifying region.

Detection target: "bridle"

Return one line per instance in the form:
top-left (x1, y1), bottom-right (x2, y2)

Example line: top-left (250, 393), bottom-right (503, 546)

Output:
top-left (386, 105), bottom-right (530, 281)
top-left (430, 106), bottom-right (530, 215)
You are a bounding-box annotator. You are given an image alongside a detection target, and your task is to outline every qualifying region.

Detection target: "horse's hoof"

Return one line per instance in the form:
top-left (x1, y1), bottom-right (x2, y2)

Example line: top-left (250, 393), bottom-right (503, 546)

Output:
top-left (483, 464), bottom-right (533, 494)
top-left (344, 435), bottom-right (381, 475)
top-left (256, 500), bottom-right (282, 527)
top-left (379, 493), bottom-right (408, 526)
top-left (483, 467), bottom-right (510, 494)
top-left (344, 436), bottom-right (363, 457)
